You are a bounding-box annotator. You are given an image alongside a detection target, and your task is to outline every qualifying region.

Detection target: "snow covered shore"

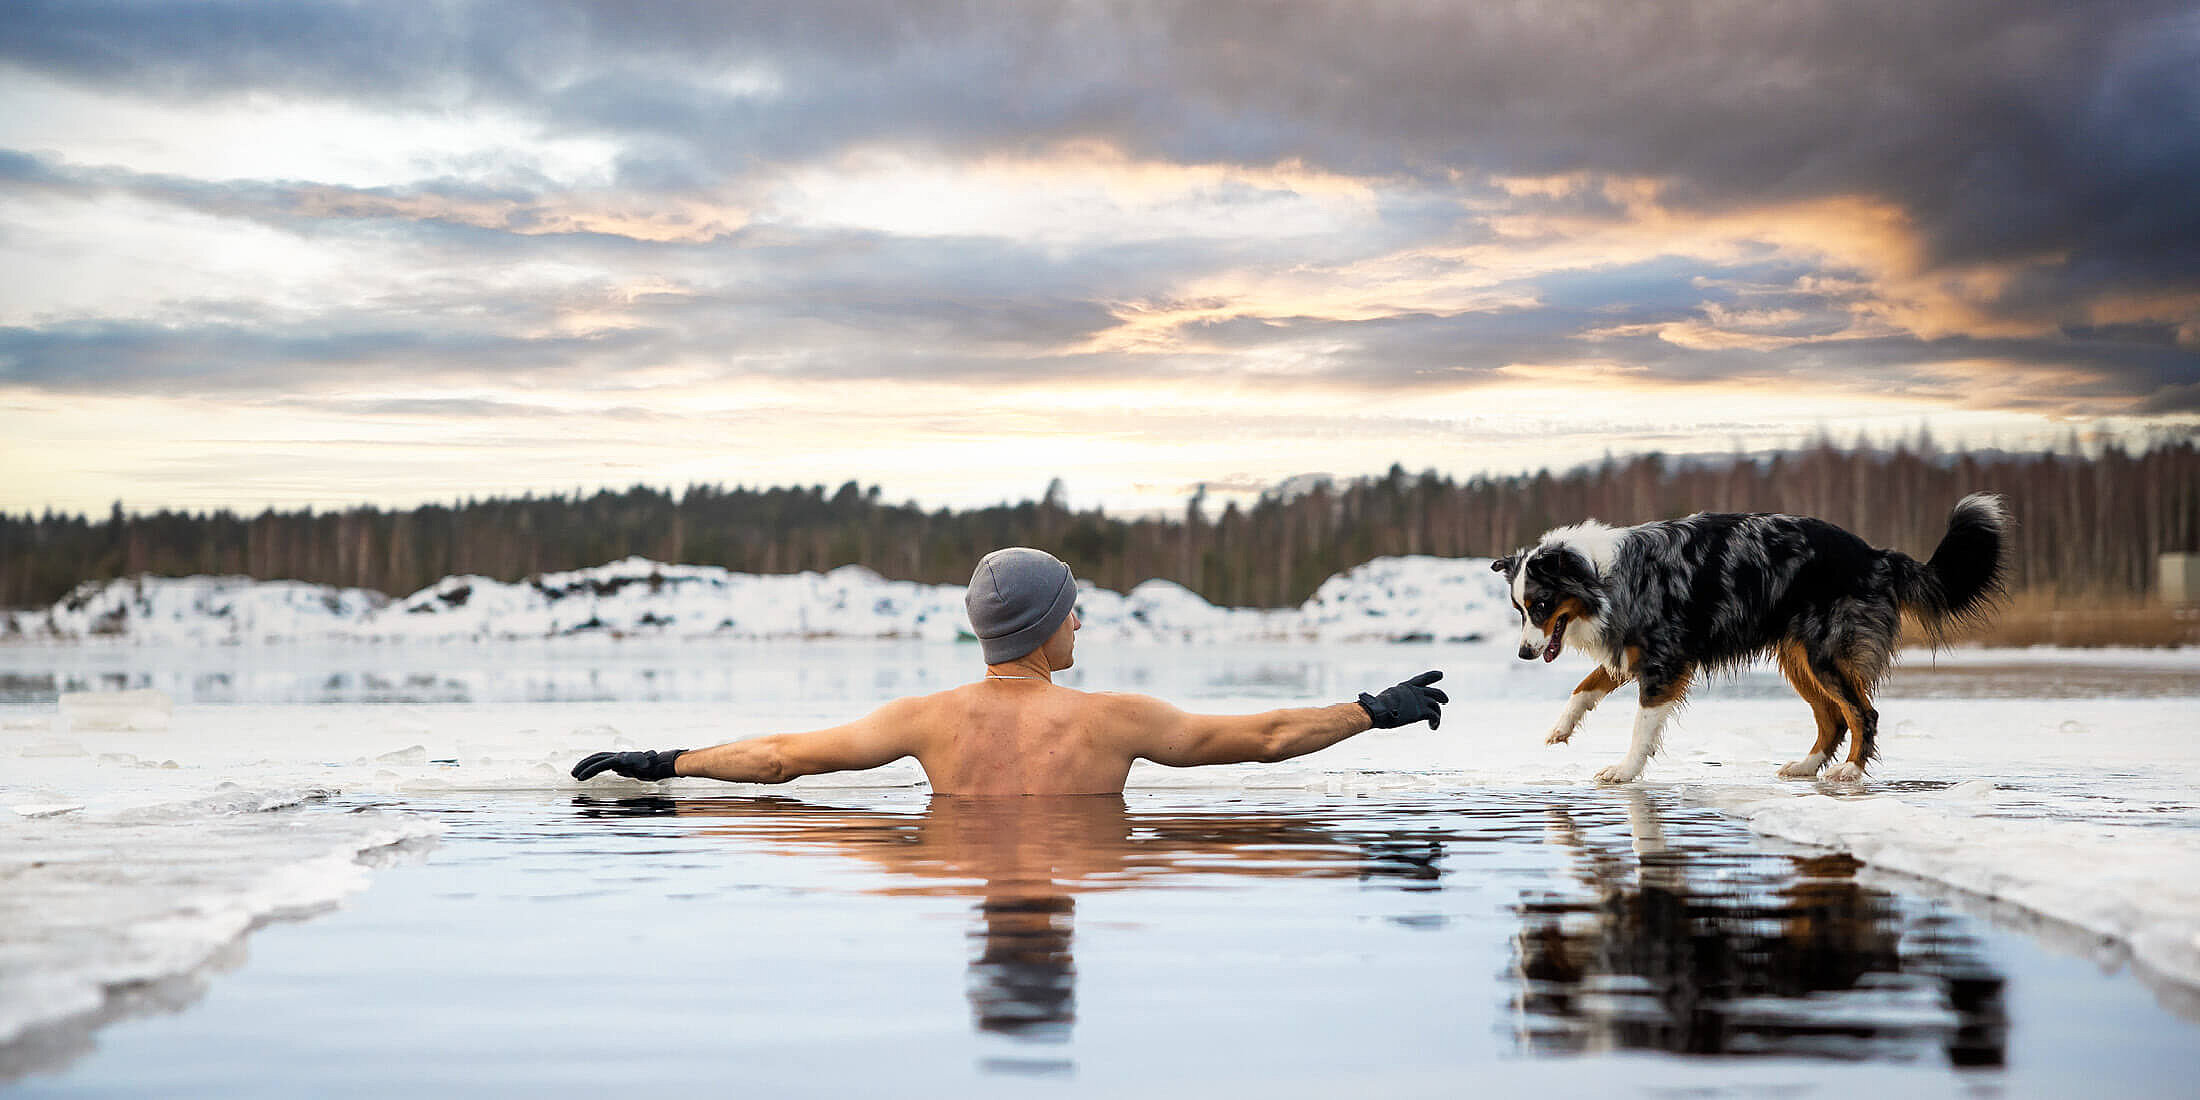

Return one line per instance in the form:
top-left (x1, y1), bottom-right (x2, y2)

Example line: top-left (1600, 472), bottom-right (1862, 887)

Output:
top-left (1, 555), bottom-right (1512, 646)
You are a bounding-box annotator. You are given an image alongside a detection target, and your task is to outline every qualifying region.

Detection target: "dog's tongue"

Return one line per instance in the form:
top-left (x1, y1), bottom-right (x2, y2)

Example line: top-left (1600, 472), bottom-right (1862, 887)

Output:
top-left (1541, 620), bottom-right (1566, 662)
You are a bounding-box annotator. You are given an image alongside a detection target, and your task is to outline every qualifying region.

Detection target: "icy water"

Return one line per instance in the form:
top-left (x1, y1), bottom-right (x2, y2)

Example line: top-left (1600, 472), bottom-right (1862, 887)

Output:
top-left (5, 640), bottom-right (2200, 1095)
top-left (10, 788), bottom-right (2199, 1097)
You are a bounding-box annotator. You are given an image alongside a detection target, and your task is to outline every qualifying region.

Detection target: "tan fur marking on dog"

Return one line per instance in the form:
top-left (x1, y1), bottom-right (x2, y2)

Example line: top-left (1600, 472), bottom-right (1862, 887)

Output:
top-left (1776, 642), bottom-right (1846, 759)
top-left (1572, 666), bottom-right (1624, 695)
top-left (1542, 595), bottom-right (1594, 633)
top-left (1642, 668), bottom-right (1693, 708)
top-left (1831, 659), bottom-right (1878, 768)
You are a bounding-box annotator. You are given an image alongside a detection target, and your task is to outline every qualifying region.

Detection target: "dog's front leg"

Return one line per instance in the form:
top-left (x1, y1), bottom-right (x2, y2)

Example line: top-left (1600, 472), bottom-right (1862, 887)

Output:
top-left (1548, 665), bottom-right (1627, 745)
top-left (1595, 666), bottom-right (1690, 784)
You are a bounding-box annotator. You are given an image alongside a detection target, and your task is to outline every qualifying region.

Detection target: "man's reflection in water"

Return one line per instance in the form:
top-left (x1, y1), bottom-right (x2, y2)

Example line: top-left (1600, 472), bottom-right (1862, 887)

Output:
top-left (1512, 788), bottom-right (2008, 1066)
top-left (577, 793), bottom-right (1391, 1074)
top-left (969, 894), bottom-right (1076, 1041)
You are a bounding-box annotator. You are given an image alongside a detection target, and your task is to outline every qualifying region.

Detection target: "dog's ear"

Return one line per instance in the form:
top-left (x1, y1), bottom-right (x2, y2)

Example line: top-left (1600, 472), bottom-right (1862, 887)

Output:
top-left (1490, 554), bottom-right (1515, 576)
top-left (1551, 547), bottom-right (1604, 605)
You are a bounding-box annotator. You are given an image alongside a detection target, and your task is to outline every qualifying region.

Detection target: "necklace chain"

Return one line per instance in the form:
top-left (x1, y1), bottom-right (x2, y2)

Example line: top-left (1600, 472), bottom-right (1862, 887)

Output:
top-left (985, 674), bottom-right (1038, 680)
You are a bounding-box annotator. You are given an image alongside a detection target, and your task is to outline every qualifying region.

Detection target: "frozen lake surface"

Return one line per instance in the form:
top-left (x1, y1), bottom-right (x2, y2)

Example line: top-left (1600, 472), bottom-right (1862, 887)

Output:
top-left (4, 639), bottom-right (2198, 1094)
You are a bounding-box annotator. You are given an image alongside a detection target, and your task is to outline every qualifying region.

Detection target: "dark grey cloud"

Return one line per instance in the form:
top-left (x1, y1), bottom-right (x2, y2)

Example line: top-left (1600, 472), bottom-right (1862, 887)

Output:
top-left (8, 2), bottom-right (2193, 279)
top-left (0, 268), bottom-right (1126, 394)
top-left (2138, 383), bottom-right (2200, 414)
top-left (2, 0), bottom-right (2195, 407)
top-left (0, 317), bottom-right (653, 391)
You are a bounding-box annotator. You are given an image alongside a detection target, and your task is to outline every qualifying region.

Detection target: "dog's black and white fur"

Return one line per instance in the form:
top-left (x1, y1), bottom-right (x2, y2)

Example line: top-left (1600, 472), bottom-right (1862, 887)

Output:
top-left (1493, 494), bottom-right (2008, 784)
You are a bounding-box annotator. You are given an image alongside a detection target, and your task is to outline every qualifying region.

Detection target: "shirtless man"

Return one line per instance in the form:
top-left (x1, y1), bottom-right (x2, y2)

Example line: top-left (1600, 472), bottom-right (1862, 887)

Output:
top-left (570, 547), bottom-right (1447, 795)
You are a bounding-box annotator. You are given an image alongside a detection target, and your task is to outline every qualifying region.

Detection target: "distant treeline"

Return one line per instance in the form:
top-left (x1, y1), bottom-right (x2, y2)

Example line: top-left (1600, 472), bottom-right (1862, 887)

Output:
top-left (4, 440), bottom-right (2196, 609)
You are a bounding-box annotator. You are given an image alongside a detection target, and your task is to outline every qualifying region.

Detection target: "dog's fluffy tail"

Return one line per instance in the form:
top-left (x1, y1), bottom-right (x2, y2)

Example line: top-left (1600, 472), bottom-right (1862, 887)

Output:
top-left (1892, 493), bottom-right (2010, 643)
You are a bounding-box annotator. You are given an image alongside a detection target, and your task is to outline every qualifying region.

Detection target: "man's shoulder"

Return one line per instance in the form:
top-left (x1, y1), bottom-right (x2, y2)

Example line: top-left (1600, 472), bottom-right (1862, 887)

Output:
top-left (1073, 689), bottom-right (1178, 721)
top-left (904, 682), bottom-right (1176, 724)
top-left (893, 684), bottom-right (979, 712)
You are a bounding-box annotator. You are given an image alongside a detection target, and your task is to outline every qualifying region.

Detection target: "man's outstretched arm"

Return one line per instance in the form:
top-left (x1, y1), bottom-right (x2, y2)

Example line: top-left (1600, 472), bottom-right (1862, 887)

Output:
top-left (1113, 671), bottom-right (1446, 768)
top-left (572, 697), bottom-right (925, 784)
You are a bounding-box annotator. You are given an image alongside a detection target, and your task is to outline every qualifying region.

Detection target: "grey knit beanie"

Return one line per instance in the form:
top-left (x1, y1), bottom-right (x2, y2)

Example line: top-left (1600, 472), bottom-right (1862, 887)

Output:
top-left (965, 547), bottom-right (1078, 663)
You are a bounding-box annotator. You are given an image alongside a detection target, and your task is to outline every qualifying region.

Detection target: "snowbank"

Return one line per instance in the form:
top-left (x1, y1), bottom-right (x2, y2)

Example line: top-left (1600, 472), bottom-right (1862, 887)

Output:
top-left (3, 555), bottom-right (1516, 646)
top-left (10, 576), bottom-right (387, 645)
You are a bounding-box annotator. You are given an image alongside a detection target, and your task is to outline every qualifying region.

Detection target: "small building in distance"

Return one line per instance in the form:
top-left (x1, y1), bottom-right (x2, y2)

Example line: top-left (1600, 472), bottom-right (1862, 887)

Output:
top-left (2161, 552), bottom-right (2200, 605)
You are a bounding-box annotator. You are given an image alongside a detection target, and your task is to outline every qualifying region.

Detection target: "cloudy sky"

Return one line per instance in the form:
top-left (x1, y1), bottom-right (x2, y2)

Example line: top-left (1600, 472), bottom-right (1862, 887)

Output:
top-left (2, 1), bottom-right (2196, 516)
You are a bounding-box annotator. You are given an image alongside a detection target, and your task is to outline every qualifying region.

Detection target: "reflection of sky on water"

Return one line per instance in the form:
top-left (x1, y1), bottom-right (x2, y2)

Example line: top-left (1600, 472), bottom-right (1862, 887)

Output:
top-left (1, 641), bottom-right (1410, 706)
top-left (6, 641), bottom-right (2197, 707)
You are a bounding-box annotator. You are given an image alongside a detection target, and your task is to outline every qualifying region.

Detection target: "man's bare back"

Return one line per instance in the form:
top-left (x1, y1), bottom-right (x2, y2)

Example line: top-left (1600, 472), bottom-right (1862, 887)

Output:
top-left (893, 680), bottom-right (1156, 796)
top-left (572, 547), bottom-right (1447, 795)
top-left (670, 677), bottom-right (1386, 796)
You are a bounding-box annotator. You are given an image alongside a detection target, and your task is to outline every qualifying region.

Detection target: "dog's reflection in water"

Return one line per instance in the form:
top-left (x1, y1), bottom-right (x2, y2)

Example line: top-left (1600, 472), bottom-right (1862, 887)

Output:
top-left (1512, 788), bottom-right (2008, 1066)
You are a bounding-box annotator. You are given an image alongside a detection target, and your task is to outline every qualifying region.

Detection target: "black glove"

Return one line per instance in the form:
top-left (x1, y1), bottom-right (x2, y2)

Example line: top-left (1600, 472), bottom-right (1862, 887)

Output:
top-left (1357, 671), bottom-right (1447, 730)
top-left (570, 748), bottom-right (687, 781)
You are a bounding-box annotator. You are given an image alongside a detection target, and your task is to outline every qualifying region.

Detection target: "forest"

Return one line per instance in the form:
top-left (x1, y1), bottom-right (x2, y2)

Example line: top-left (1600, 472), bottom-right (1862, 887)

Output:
top-left (3, 438), bottom-right (2195, 611)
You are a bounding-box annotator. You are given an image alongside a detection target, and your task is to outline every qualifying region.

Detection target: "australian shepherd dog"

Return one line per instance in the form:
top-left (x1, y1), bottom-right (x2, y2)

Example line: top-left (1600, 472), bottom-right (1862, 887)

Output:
top-left (1493, 494), bottom-right (2008, 784)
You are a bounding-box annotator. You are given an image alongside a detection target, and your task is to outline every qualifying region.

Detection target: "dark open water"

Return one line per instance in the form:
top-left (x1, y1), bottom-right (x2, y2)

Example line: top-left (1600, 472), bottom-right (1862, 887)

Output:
top-left (10, 786), bottom-right (2196, 1098)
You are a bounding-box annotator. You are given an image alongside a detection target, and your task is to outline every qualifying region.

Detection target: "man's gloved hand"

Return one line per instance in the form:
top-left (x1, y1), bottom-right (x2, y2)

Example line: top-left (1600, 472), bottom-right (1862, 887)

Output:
top-left (1357, 671), bottom-right (1447, 730)
top-left (570, 748), bottom-right (688, 782)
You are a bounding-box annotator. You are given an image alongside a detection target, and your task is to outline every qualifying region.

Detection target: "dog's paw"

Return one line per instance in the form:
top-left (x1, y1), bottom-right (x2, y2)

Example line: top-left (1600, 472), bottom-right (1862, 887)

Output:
top-left (1777, 755), bottom-right (1826, 779)
top-left (1544, 725), bottom-right (1575, 746)
top-left (1593, 763), bottom-right (1641, 784)
top-left (1822, 762), bottom-right (1866, 784)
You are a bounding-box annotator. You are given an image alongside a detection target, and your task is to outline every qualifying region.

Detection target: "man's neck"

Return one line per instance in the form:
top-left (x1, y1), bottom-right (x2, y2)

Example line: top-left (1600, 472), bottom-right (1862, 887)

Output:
top-left (984, 656), bottom-right (1054, 683)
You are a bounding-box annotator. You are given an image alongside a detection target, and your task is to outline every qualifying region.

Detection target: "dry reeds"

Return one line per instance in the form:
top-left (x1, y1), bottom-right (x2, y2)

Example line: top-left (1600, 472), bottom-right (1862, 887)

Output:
top-left (1906, 588), bottom-right (2200, 649)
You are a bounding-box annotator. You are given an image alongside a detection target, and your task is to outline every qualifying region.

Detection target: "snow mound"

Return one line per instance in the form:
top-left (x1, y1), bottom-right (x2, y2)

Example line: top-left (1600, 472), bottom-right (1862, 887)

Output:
top-left (1300, 555), bottom-right (1509, 642)
top-left (376, 559), bottom-right (973, 643)
top-left (17, 576), bottom-right (387, 645)
top-left (7, 555), bottom-right (1517, 647)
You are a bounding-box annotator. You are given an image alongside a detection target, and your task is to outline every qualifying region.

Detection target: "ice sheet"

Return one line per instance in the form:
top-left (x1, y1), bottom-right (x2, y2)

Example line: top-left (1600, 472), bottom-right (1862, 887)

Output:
top-left (0, 786), bottom-right (439, 1049)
